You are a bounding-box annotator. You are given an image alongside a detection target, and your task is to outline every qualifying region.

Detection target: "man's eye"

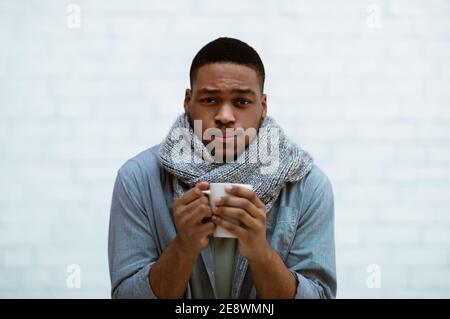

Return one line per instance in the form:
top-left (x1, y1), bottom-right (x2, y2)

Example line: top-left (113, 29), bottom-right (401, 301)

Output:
top-left (201, 97), bottom-right (217, 104)
top-left (236, 99), bottom-right (251, 106)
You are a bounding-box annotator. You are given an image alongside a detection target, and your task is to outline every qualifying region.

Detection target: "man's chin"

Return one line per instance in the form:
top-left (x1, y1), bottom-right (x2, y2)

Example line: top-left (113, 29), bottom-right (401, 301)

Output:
top-left (204, 139), bottom-right (248, 163)
top-left (211, 149), bottom-right (234, 163)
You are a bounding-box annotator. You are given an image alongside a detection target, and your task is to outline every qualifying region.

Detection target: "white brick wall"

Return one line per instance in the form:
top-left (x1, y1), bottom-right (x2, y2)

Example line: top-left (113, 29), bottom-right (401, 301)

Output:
top-left (1, 0), bottom-right (449, 298)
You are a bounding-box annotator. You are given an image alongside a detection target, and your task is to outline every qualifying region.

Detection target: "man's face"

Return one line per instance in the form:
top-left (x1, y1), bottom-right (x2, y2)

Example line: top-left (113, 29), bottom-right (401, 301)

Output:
top-left (184, 62), bottom-right (267, 161)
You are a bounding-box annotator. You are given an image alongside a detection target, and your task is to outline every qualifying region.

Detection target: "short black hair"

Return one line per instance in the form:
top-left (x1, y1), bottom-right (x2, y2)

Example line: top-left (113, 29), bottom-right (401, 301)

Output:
top-left (189, 37), bottom-right (265, 91)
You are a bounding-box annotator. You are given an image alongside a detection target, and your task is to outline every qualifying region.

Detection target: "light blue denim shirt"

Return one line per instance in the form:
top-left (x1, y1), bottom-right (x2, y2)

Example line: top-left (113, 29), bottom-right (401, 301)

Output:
top-left (108, 144), bottom-right (336, 299)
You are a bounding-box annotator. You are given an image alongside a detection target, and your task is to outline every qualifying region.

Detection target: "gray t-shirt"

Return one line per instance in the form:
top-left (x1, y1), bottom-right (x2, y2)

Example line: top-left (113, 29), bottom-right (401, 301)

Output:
top-left (212, 237), bottom-right (237, 298)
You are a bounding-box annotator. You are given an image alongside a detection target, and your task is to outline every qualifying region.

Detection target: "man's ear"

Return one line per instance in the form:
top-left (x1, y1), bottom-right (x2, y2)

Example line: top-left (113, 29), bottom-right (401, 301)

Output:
top-left (184, 89), bottom-right (192, 113)
top-left (261, 93), bottom-right (267, 118)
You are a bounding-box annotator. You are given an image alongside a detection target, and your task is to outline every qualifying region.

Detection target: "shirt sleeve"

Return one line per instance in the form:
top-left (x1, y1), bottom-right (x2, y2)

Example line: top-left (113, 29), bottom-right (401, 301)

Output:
top-left (288, 169), bottom-right (337, 299)
top-left (108, 168), bottom-right (159, 299)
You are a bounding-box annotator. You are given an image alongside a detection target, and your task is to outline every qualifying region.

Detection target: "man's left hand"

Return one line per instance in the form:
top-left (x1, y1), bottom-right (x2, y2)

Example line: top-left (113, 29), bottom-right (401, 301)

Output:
top-left (211, 185), bottom-right (271, 262)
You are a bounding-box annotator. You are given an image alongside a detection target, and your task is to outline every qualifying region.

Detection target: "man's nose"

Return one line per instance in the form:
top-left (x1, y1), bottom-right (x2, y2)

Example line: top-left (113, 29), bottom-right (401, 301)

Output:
top-left (214, 103), bottom-right (235, 125)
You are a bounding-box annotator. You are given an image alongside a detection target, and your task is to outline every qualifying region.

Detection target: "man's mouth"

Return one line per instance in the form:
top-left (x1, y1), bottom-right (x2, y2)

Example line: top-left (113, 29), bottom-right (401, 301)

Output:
top-left (205, 128), bottom-right (245, 145)
top-left (212, 130), bottom-right (235, 143)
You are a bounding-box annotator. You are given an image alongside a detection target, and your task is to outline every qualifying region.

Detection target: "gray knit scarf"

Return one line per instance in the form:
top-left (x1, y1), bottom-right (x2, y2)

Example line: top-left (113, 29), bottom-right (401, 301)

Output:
top-left (159, 113), bottom-right (314, 212)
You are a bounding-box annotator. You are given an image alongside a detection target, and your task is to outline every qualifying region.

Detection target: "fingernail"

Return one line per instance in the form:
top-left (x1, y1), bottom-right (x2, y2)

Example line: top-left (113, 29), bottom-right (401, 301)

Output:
top-left (215, 197), bottom-right (222, 205)
top-left (225, 185), bottom-right (233, 191)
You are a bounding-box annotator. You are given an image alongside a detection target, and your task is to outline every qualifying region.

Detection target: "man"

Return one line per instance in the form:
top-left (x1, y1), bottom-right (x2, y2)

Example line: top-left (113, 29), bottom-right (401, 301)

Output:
top-left (108, 37), bottom-right (336, 299)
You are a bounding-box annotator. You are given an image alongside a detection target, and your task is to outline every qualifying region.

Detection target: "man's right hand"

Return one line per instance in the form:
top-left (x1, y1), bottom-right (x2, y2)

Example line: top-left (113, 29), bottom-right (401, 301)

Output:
top-left (172, 182), bottom-right (215, 256)
top-left (149, 182), bottom-right (215, 298)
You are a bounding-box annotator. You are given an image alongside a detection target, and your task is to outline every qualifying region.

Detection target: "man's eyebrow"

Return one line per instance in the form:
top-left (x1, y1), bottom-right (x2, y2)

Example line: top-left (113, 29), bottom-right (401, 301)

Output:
top-left (230, 88), bottom-right (256, 95)
top-left (196, 87), bottom-right (257, 95)
top-left (197, 88), bottom-right (221, 95)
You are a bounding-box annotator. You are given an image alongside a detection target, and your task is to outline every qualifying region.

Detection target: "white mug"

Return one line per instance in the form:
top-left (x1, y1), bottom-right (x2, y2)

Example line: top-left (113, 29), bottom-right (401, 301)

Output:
top-left (202, 183), bottom-right (253, 238)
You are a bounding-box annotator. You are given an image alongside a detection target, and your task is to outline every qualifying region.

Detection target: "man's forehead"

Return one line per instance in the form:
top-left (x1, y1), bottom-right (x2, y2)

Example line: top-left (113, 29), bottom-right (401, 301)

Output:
top-left (195, 86), bottom-right (257, 95)
top-left (195, 63), bottom-right (259, 82)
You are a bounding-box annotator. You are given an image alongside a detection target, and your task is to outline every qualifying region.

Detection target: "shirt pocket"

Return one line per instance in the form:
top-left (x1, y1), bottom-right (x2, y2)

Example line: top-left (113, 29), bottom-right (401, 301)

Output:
top-left (266, 205), bottom-right (299, 262)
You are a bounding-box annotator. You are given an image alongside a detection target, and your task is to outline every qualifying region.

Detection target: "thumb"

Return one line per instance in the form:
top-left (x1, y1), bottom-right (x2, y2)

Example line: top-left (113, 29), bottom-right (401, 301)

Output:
top-left (195, 181), bottom-right (209, 190)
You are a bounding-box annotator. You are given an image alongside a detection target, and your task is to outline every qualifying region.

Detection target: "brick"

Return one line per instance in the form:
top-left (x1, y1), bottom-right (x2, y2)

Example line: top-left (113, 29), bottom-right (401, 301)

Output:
top-left (1, 247), bottom-right (35, 268)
